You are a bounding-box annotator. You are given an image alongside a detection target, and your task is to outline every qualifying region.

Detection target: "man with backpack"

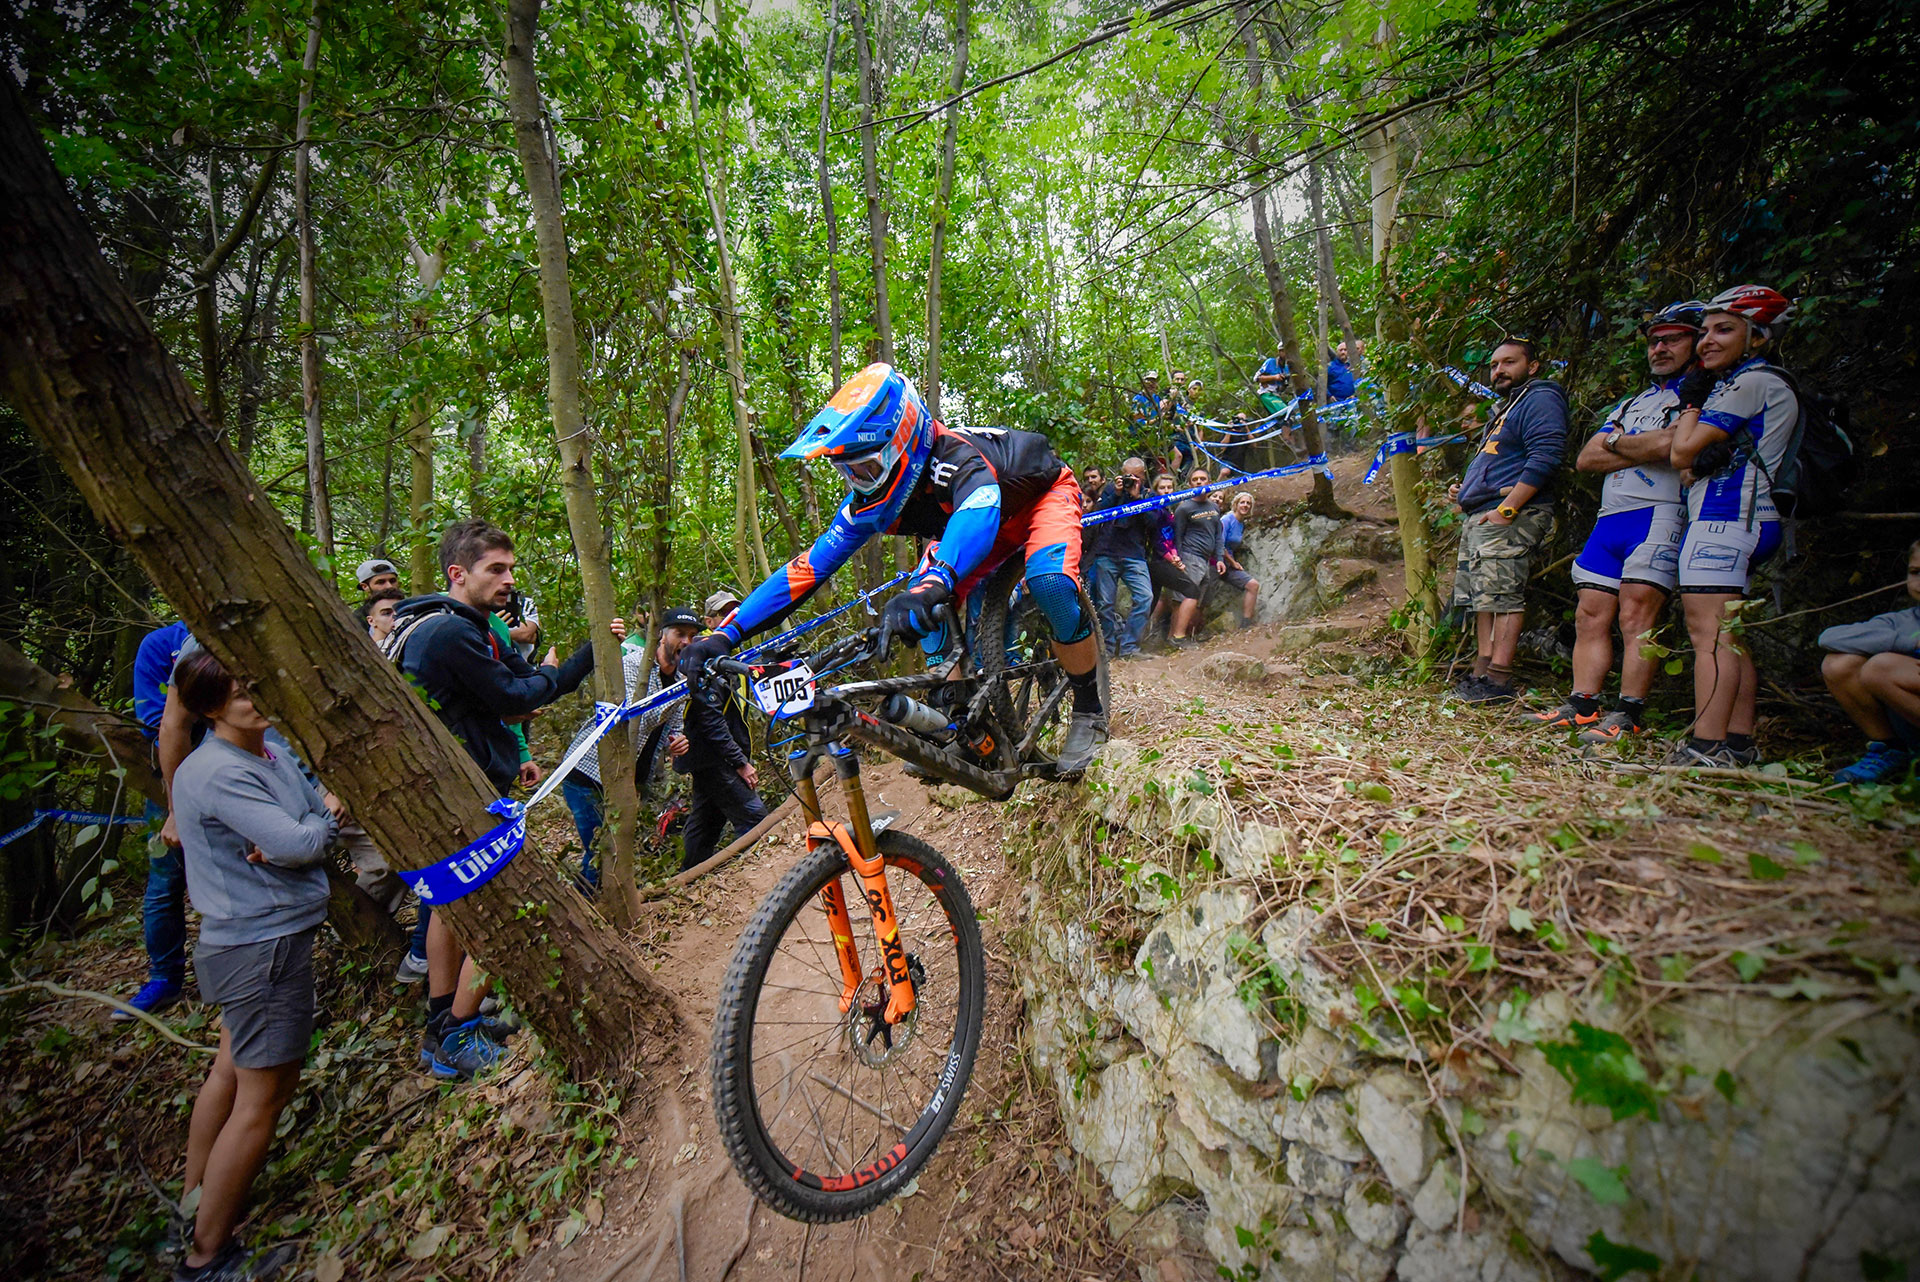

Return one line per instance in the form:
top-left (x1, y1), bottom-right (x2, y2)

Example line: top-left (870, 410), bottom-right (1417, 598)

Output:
top-left (1533, 301), bottom-right (1700, 744)
top-left (385, 517), bottom-right (594, 1078)
top-left (1668, 284), bottom-right (1798, 767)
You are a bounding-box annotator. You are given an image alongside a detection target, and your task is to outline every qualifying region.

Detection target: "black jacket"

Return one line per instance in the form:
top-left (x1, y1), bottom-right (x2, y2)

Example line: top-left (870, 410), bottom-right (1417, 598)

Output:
top-left (1086, 483), bottom-right (1154, 561)
top-left (676, 676), bottom-right (752, 777)
top-left (394, 594), bottom-right (593, 793)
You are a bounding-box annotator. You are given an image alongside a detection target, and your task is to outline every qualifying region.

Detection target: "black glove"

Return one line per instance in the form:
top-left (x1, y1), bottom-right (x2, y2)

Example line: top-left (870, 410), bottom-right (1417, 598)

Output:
top-left (676, 632), bottom-right (735, 689)
top-left (1692, 438), bottom-right (1736, 478)
top-left (1675, 368), bottom-right (1720, 411)
top-left (878, 580), bottom-right (952, 653)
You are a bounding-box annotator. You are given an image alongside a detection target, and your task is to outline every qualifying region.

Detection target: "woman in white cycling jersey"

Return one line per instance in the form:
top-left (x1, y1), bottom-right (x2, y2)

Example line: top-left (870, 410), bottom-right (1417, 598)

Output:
top-left (1668, 284), bottom-right (1797, 767)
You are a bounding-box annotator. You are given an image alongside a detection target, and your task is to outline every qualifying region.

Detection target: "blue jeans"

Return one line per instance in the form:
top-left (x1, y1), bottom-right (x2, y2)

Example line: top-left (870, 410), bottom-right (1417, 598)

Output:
top-left (562, 775), bottom-right (603, 886)
top-left (143, 837), bottom-right (187, 986)
top-left (1094, 554), bottom-right (1151, 654)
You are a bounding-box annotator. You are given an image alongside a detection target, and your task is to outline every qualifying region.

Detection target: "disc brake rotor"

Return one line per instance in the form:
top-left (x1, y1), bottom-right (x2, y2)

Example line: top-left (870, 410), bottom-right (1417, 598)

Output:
top-left (845, 955), bottom-right (927, 1068)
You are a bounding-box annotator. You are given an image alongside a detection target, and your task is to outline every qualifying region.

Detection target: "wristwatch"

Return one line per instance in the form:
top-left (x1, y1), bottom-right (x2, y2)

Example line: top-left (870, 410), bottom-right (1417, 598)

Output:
top-left (1497, 504), bottom-right (1519, 520)
top-left (1603, 428), bottom-right (1625, 454)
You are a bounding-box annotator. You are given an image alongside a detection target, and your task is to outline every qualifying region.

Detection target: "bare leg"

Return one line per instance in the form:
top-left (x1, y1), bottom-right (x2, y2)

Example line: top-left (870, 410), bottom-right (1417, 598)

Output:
top-left (425, 911), bottom-right (462, 1000)
top-left (1682, 592), bottom-right (1739, 740)
top-left (1241, 578), bottom-right (1260, 624)
top-left (184, 1028), bottom-right (237, 1195)
top-left (1861, 652), bottom-right (1920, 726)
top-left (1472, 612), bottom-right (1493, 677)
top-left (184, 1059), bottom-right (302, 1266)
top-left (1571, 589), bottom-right (1617, 697)
top-left (1727, 638), bottom-right (1759, 737)
top-left (1615, 585), bottom-right (1668, 701)
top-left (1489, 612), bottom-right (1525, 670)
top-left (1051, 635), bottom-right (1097, 677)
top-left (1171, 598), bottom-right (1201, 640)
top-left (451, 955), bottom-right (487, 1021)
top-left (1823, 653), bottom-right (1895, 740)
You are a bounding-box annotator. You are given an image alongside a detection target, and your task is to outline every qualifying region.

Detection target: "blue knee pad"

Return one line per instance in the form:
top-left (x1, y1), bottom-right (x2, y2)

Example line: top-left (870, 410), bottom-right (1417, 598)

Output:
top-left (1026, 570), bottom-right (1091, 644)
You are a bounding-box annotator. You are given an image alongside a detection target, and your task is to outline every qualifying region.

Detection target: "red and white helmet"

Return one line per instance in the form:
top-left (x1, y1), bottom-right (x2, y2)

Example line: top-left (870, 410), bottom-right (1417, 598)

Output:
top-left (1704, 284), bottom-right (1793, 335)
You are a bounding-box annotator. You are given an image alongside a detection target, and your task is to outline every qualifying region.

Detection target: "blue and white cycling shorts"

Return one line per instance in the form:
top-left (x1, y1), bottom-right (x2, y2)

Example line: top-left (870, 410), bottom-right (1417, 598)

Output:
top-left (1678, 519), bottom-right (1782, 595)
top-left (1572, 506), bottom-right (1684, 594)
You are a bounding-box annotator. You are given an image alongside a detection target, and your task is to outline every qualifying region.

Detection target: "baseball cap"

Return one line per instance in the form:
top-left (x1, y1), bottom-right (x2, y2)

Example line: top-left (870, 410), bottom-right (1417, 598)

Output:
top-left (661, 607), bottom-right (705, 632)
top-left (355, 557), bottom-right (397, 585)
top-left (704, 588), bottom-right (743, 616)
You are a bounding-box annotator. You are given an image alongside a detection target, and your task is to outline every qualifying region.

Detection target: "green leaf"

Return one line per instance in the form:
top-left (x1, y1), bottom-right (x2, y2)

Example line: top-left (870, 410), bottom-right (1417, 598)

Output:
top-left (73, 823), bottom-right (102, 846)
top-left (1586, 1231), bottom-right (1662, 1280)
top-left (1747, 853), bottom-right (1788, 881)
top-left (1663, 657), bottom-right (1685, 675)
top-left (1564, 1157), bottom-right (1630, 1206)
top-left (1357, 782), bottom-right (1392, 802)
top-left (1731, 951), bottom-right (1766, 982)
top-left (1366, 922), bottom-right (1389, 940)
top-left (1540, 1022), bottom-right (1659, 1122)
top-left (1507, 907), bottom-right (1534, 933)
top-left (1464, 943), bottom-right (1495, 972)
top-left (1381, 831), bottom-right (1406, 855)
top-left (1713, 1069), bottom-right (1738, 1103)
top-left (1441, 914), bottom-right (1466, 933)
top-left (1688, 841), bottom-right (1723, 864)
top-left (1491, 996), bottom-right (1538, 1047)
top-left (1789, 840), bottom-right (1822, 865)
top-left (1234, 1224), bottom-right (1257, 1249)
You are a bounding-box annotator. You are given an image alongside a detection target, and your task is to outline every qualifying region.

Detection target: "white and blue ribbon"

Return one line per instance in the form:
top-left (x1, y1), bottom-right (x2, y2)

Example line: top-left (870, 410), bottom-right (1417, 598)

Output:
top-left (1362, 431), bottom-right (1469, 484)
top-left (0, 808), bottom-right (145, 850)
top-left (1080, 454), bottom-right (1334, 525)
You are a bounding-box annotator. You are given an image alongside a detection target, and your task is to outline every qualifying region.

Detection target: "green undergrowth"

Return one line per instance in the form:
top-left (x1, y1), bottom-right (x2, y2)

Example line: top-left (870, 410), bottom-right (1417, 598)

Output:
top-left (1, 925), bottom-right (628, 1281)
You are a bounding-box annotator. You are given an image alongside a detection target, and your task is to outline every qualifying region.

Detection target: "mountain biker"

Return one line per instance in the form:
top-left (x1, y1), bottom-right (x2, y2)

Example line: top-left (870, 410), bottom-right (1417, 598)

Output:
top-left (1534, 300), bottom-right (1701, 743)
top-left (677, 364), bottom-right (1109, 776)
top-left (1669, 284), bottom-right (1797, 767)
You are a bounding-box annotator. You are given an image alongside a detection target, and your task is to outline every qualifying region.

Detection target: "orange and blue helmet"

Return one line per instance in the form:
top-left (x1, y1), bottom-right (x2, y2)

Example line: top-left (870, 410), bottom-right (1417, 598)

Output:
top-left (782, 363), bottom-right (935, 498)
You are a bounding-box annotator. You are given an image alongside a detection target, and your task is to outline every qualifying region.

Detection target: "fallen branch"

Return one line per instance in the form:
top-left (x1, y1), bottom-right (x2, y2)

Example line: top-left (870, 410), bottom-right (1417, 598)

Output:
top-left (1, 980), bottom-right (216, 1054)
top-left (642, 795), bottom-right (802, 898)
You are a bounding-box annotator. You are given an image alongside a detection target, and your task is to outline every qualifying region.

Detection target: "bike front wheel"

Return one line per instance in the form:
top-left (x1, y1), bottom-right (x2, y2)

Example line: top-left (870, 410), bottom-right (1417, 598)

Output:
top-left (711, 828), bottom-right (986, 1222)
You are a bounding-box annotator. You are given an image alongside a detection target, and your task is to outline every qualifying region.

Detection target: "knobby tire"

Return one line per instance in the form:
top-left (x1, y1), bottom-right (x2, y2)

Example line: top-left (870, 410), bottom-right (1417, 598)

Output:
top-left (710, 829), bottom-right (986, 1222)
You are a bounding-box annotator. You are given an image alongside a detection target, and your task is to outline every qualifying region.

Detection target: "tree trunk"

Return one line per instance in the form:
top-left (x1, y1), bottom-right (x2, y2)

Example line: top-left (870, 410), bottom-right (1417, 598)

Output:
top-left (376, 411), bottom-right (396, 554)
top-left (849, 0), bottom-right (893, 363)
top-left (1232, 4), bottom-right (1337, 513)
top-left (0, 77), bottom-right (676, 1076)
top-left (404, 238), bottom-right (446, 595)
top-left (1308, 156), bottom-right (1373, 418)
top-left (294, 0), bottom-right (331, 558)
top-left (194, 149), bottom-right (280, 447)
top-left (0, 636), bottom-right (159, 803)
top-left (668, 0), bottom-right (770, 588)
top-left (815, 16), bottom-right (845, 388)
top-left (502, 0), bottom-right (643, 927)
top-left (923, 0), bottom-right (968, 416)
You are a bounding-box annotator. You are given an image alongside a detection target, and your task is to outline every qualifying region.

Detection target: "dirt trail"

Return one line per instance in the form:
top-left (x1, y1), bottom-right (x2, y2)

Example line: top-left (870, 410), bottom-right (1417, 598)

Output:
top-left (513, 455), bottom-right (1408, 1282)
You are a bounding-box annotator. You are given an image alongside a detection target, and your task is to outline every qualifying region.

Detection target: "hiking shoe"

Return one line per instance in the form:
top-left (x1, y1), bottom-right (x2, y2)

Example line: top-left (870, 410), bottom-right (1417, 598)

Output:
top-left (1168, 636), bottom-right (1197, 651)
top-left (1577, 710), bottom-right (1645, 746)
top-left (173, 1239), bottom-right (296, 1282)
top-left (1722, 742), bottom-right (1761, 768)
top-left (394, 951), bottom-right (429, 985)
top-left (1531, 701), bottom-right (1601, 731)
top-left (421, 1018), bottom-right (506, 1081)
top-left (1663, 739), bottom-right (1727, 768)
top-left (1450, 674), bottom-right (1491, 700)
top-left (112, 977), bottom-right (183, 1023)
top-left (477, 1009), bottom-right (524, 1040)
top-left (1458, 679), bottom-right (1517, 706)
top-left (1834, 742), bottom-right (1914, 785)
top-left (1054, 712), bottom-right (1110, 779)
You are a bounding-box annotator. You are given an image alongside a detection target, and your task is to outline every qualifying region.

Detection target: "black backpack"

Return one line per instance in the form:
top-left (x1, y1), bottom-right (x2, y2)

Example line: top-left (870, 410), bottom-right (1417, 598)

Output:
top-left (1759, 365), bottom-right (1856, 518)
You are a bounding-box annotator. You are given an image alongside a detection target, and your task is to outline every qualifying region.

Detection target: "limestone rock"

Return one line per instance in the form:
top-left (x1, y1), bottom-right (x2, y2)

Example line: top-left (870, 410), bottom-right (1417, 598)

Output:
top-left (1342, 1179), bottom-right (1410, 1250)
top-left (1395, 1222), bottom-right (1546, 1282)
top-left (1286, 1142), bottom-right (1353, 1197)
top-left (1199, 651), bottom-right (1270, 687)
top-left (1315, 557), bottom-right (1379, 600)
top-left (1269, 621), bottom-right (1364, 655)
top-left (1279, 1089), bottom-right (1368, 1163)
top-left (1410, 1158), bottom-right (1467, 1233)
top-left (1324, 522), bottom-right (1403, 563)
top-left (1168, 1044), bottom-right (1280, 1157)
top-left (1136, 888), bottom-right (1267, 1080)
top-left (1354, 1074), bottom-right (1432, 1193)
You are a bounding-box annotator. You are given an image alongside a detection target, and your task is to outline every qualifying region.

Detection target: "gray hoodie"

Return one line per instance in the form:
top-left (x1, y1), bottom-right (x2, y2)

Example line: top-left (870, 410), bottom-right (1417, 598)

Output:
top-left (172, 735), bottom-right (337, 947)
top-left (1817, 604), bottom-right (1920, 657)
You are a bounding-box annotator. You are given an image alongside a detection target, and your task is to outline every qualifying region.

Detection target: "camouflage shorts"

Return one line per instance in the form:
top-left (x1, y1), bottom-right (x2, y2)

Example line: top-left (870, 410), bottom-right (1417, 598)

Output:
top-left (1451, 504), bottom-right (1555, 614)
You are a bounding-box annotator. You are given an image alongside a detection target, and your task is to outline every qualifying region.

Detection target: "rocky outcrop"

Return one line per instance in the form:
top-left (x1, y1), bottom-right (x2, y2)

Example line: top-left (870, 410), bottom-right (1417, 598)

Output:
top-left (1017, 739), bottom-right (1920, 1282)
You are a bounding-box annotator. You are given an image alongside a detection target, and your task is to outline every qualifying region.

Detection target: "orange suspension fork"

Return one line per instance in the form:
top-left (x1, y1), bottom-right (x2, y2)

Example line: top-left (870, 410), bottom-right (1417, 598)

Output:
top-left (832, 743), bottom-right (918, 1024)
top-left (793, 759), bottom-right (865, 1014)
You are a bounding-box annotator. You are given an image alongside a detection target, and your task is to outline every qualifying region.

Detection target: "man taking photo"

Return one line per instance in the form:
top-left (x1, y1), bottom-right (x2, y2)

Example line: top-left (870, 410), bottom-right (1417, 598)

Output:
top-left (1087, 457), bottom-right (1154, 659)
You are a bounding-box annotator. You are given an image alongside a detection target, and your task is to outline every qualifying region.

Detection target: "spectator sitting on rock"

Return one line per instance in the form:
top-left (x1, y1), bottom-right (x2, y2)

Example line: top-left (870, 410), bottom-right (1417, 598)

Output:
top-left (1145, 471), bottom-right (1193, 646)
top-left (1168, 468), bottom-right (1227, 649)
top-left (1819, 540), bottom-right (1920, 784)
top-left (1218, 492), bottom-right (1261, 628)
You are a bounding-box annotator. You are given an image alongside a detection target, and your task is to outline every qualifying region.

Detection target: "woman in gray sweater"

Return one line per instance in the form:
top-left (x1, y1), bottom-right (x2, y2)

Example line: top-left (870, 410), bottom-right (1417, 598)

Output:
top-left (169, 649), bottom-right (337, 1281)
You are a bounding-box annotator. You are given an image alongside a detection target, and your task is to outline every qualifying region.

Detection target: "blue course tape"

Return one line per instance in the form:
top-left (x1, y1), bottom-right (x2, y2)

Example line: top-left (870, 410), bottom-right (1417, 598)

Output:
top-left (1362, 431), bottom-right (1469, 484)
top-left (1080, 455), bottom-right (1334, 525)
top-left (0, 808), bottom-right (144, 850)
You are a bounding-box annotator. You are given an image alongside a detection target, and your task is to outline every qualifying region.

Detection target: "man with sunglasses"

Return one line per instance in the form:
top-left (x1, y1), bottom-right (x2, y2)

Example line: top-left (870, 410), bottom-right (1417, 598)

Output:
top-left (677, 364), bottom-right (1108, 776)
top-left (1534, 302), bottom-right (1701, 742)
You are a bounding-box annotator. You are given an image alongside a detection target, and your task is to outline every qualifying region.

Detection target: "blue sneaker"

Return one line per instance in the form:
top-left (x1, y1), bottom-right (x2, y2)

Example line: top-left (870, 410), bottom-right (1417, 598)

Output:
top-left (112, 976), bottom-right (183, 1022)
top-left (421, 1018), bottom-right (506, 1081)
top-left (1834, 742), bottom-right (1913, 785)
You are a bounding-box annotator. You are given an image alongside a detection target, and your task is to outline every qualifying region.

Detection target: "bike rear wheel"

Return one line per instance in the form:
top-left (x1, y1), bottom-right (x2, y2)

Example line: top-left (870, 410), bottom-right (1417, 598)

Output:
top-left (974, 557), bottom-right (1109, 776)
top-left (711, 828), bottom-right (985, 1222)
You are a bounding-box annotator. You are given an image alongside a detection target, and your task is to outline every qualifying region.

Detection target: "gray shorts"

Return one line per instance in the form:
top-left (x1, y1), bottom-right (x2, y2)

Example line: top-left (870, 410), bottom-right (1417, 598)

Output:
top-left (195, 928), bottom-right (318, 1069)
top-left (1219, 566), bottom-right (1254, 592)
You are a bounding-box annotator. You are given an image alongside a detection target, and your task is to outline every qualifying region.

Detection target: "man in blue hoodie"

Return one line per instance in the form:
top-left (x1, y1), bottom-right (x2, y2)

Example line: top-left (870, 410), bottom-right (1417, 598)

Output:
top-left (1446, 337), bottom-right (1568, 703)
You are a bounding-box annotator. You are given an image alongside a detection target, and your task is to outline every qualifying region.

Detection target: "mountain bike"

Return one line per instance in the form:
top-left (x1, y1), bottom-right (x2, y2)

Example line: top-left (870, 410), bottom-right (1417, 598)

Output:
top-left (704, 561), bottom-right (1106, 1221)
